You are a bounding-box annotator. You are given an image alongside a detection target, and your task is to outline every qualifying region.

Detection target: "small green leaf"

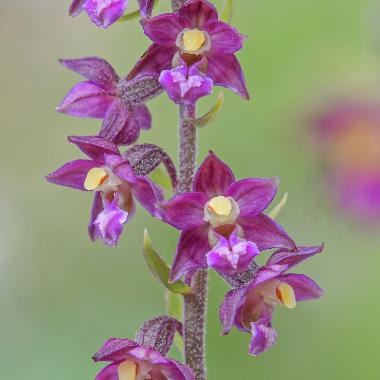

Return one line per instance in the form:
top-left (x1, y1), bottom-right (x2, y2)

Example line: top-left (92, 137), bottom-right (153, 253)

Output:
top-left (165, 290), bottom-right (184, 354)
top-left (221, 0), bottom-right (234, 24)
top-left (189, 93), bottom-right (225, 128)
top-left (268, 193), bottom-right (288, 220)
top-left (149, 166), bottom-right (172, 190)
top-left (143, 230), bottom-right (192, 295)
top-left (118, 9), bottom-right (141, 22)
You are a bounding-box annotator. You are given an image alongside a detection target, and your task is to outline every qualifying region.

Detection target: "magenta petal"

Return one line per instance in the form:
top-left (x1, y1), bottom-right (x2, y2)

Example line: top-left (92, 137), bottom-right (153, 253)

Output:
top-left (142, 14), bottom-right (183, 46)
top-left (193, 152), bottom-right (235, 197)
top-left (95, 363), bottom-right (119, 380)
top-left (160, 192), bottom-right (208, 231)
top-left (219, 286), bottom-right (248, 335)
top-left (89, 192), bottom-right (103, 241)
top-left (93, 196), bottom-right (129, 246)
top-left (59, 57), bottom-right (119, 89)
top-left (99, 100), bottom-right (130, 142)
top-left (69, 0), bottom-right (86, 16)
top-left (93, 338), bottom-right (140, 362)
top-left (239, 214), bottom-right (296, 251)
top-left (130, 176), bottom-right (164, 217)
top-left (57, 81), bottom-right (115, 118)
top-left (134, 104), bottom-right (152, 130)
top-left (267, 244), bottom-right (324, 271)
top-left (203, 21), bottom-right (245, 54)
top-left (179, 0), bottom-right (218, 28)
top-left (46, 159), bottom-right (97, 190)
top-left (226, 178), bottom-right (279, 218)
top-left (249, 323), bottom-right (277, 356)
top-left (68, 135), bottom-right (120, 161)
top-left (206, 53), bottom-right (249, 99)
top-left (84, 0), bottom-right (128, 28)
top-left (280, 274), bottom-right (324, 301)
top-left (138, 0), bottom-right (155, 17)
top-left (129, 44), bottom-right (177, 80)
top-left (170, 225), bottom-right (210, 282)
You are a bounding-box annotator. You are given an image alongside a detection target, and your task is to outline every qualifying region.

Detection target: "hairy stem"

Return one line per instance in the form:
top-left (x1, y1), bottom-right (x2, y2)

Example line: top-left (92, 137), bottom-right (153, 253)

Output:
top-left (178, 104), bottom-right (208, 380)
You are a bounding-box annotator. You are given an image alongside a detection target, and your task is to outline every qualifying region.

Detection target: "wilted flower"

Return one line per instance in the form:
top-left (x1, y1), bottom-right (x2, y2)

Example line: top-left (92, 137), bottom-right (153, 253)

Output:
top-left (46, 136), bottom-right (163, 245)
top-left (57, 57), bottom-right (162, 145)
top-left (130, 0), bottom-right (248, 98)
top-left (220, 245), bottom-right (324, 355)
top-left (159, 60), bottom-right (213, 104)
top-left (313, 100), bottom-right (380, 220)
top-left (69, 0), bottom-right (155, 28)
top-left (160, 152), bottom-right (295, 281)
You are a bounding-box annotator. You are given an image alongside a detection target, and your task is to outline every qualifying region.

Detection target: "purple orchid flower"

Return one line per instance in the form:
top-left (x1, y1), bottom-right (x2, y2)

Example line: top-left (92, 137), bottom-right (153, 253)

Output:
top-left (160, 152), bottom-right (296, 282)
top-left (57, 57), bottom-right (162, 146)
top-left (46, 136), bottom-right (163, 246)
top-left (206, 228), bottom-right (260, 275)
top-left (129, 0), bottom-right (249, 99)
top-left (312, 100), bottom-right (380, 221)
top-left (69, 0), bottom-right (155, 28)
top-left (220, 245), bottom-right (324, 356)
top-left (93, 337), bottom-right (194, 380)
top-left (159, 59), bottom-right (213, 105)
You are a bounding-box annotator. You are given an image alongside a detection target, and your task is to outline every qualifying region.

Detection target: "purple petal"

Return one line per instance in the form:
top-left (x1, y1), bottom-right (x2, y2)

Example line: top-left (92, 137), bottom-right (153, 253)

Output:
top-left (279, 274), bottom-right (324, 301)
top-left (141, 14), bottom-right (183, 46)
top-left (57, 81), bottom-right (115, 118)
top-left (170, 225), bottom-right (210, 282)
top-left (93, 196), bottom-right (129, 246)
top-left (267, 244), bottom-right (324, 271)
top-left (46, 160), bottom-right (97, 190)
top-left (95, 363), bottom-right (119, 380)
top-left (159, 62), bottom-right (213, 105)
top-left (89, 192), bottom-right (104, 241)
top-left (133, 104), bottom-right (152, 130)
top-left (69, 0), bottom-right (86, 16)
top-left (68, 135), bottom-right (120, 161)
top-left (128, 43), bottom-right (177, 80)
top-left (226, 178), bottom-right (279, 218)
top-left (160, 192), bottom-right (208, 231)
top-left (130, 176), bottom-right (164, 217)
top-left (249, 323), bottom-right (277, 356)
top-left (167, 360), bottom-right (196, 380)
top-left (206, 53), bottom-right (249, 99)
top-left (179, 0), bottom-right (218, 29)
top-left (99, 100), bottom-right (131, 143)
top-left (84, 0), bottom-right (128, 28)
top-left (219, 286), bottom-right (248, 335)
top-left (59, 57), bottom-right (119, 89)
top-left (203, 21), bottom-right (245, 54)
top-left (138, 0), bottom-right (155, 17)
top-left (239, 214), bottom-right (296, 251)
top-left (93, 338), bottom-right (140, 362)
top-left (193, 152), bottom-right (235, 197)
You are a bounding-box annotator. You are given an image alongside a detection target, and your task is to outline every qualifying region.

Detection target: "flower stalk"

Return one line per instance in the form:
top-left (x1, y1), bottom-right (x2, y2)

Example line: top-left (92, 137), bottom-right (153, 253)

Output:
top-left (178, 103), bottom-right (208, 379)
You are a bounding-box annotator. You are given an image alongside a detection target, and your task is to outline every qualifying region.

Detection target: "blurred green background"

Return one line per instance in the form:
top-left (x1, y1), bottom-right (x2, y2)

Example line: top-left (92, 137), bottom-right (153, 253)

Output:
top-left (1, 0), bottom-right (379, 379)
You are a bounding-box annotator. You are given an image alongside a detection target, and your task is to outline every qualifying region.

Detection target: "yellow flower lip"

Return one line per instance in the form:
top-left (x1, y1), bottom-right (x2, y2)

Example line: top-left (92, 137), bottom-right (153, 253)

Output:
top-left (84, 167), bottom-right (109, 191)
top-left (207, 196), bottom-right (233, 216)
top-left (276, 283), bottom-right (296, 309)
top-left (118, 360), bottom-right (138, 380)
top-left (183, 29), bottom-right (206, 52)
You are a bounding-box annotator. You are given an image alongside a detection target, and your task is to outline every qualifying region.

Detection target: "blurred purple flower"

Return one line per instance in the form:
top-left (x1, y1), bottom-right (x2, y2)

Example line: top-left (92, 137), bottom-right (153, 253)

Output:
top-left (46, 136), bottom-right (163, 246)
top-left (313, 101), bottom-right (380, 220)
top-left (159, 60), bottom-right (213, 104)
top-left (69, 0), bottom-right (155, 28)
top-left (57, 57), bottom-right (162, 146)
top-left (220, 245), bottom-right (324, 355)
top-left (130, 0), bottom-right (249, 98)
top-left (160, 152), bottom-right (295, 281)
top-left (93, 337), bottom-right (194, 380)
